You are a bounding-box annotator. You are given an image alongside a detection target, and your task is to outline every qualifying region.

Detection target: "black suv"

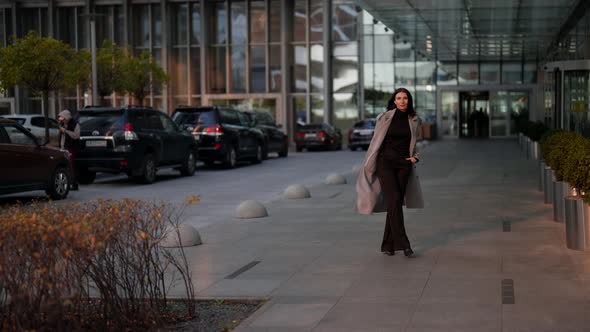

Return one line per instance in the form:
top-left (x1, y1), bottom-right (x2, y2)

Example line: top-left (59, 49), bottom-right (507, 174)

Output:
top-left (76, 106), bottom-right (198, 184)
top-left (243, 110), bottom-right (288, 158)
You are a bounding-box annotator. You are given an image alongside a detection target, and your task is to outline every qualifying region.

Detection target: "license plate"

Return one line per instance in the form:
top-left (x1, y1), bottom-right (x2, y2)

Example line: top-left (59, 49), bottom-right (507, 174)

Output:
top-left (86, 140), bottom-right (107, 148)
top-left (305, 133), bottom-right (316, 138)
top-left (359, 129), bottom-right (373, 136)
top-left (193, 134), bottom-right (201, 141)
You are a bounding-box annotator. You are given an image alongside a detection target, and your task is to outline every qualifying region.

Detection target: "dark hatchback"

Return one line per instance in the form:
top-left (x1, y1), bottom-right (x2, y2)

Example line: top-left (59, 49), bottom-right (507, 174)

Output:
top-left (172, 106), bottom-right (266, 168)
top-left (243, 110), bottom-right (288, 158)
top-left (294, 123), bottom-right (343, 152)
top-left (76, 106), bottom-right (198, 184)
top-left (0, 119), bottom-right (71, 200)
top-left (348, 119), bottom-right (376, 151)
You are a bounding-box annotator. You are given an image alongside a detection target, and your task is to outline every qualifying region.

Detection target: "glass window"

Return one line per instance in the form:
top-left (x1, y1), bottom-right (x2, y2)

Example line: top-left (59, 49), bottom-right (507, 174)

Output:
top-left (480, 63), bottom-right (500, 84)
top-left (170, 48), bottom-right (188, 96)
top-left (56, 7), bottom-right (77, 47)
top-left (441, 91), bottom-right (459, 136)
top-left (190, 48), bottom-right (201, 95)
top-left (190, 3), bottom-right (201, 45)
top-left (269, 45), bottom-right (281, 92)
top-left (211, 2), bottom-right (227, 44)
top-left (0, 9), bottom-right (4, 46)
top-left (19, 8), bottom-right (43, 37)
top-left (293, 1), bottom-right (306, 43)
top-left (171, 4), bottom-right (188, 46)
top-left (132, 5), bottom-right (150, 48)
top-left (95, 6), bottom-right (113, 45)
top-left (114, 6), bottom-right (124, 45)
top-left (332, 4), bottom-right (357, 42)
top-left (292, 45), bottom-right (307, 93)
top-left (373, 35), bottom-right (394, 62)
top-left (250, 0), bottom-right (266, 44)
top-left (250, 46), bottom-right (266, 93)
top-left (269, 0), bottom-right (281, 43)
top-left (416, 61), bottom-right (435, 86)
top-left (502, 63), bottom-right (522, 84)
top-left (231, 1), bottom-right (246, 45)
top-left (310, 44), bottom-right (324, 93)
top-left (459, 63), bottom-right (478, 85)
top-left (310, 1), bottom-right (323, 43)
top-left (438, 63), bottom-right (458, 85)
top-left (333, 56), bottom-right (358, 93)
top-left (524, 62), bottom-right (537, 84)
top-left (232, 45), bottom-right (246, 93)
top-left (293, 96), bottom-right (308, 126)
top-left (333, 93), bottom-right (357, 140)
top-left (152, 4), bottom-right (162, 47)
top-left (311, 95), bottom-right (324, 124)
top-left (209, 47), bottom-right (226, 93)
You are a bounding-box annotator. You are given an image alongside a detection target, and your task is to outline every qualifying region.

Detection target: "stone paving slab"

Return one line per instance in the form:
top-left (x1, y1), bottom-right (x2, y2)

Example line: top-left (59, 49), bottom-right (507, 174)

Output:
top-left (179, 139), bottom-right (590, 331)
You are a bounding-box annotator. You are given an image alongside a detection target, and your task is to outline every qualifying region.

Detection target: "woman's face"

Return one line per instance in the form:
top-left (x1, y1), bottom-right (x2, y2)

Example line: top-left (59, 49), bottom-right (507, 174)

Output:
top-left (394, 92), bottom-right (409, 111)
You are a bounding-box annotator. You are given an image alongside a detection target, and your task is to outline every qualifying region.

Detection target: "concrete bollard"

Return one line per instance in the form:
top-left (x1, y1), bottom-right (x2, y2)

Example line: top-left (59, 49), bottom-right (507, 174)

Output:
top-left (161, 224), bottom-right (202, 248)
top-left (284, 184), bottom-right (311, 199)
top-left (325, 173), bottom-right (347, 185)
top-left (236, 200), bottom-right (268, 218)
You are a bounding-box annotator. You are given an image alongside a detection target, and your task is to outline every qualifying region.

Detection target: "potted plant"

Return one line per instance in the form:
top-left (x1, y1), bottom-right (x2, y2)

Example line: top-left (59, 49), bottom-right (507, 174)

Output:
top-left (538, 129), bottom-right (562, 192)
top-left (562, 135), bottom-right (590, 250)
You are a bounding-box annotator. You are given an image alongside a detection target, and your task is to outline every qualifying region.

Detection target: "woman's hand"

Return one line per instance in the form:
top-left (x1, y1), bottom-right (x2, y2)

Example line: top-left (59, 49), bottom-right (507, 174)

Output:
top-left (405, 157), bottom-right (418, 163)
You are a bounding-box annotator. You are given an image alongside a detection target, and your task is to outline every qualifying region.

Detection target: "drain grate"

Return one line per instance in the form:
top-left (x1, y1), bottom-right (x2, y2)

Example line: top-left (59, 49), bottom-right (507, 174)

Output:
top-left (502, 279), bottom-right (515, 304)
top-left (225, 261), bottom-right (261, 279)
top-left (503, 221), bottom-right (511, 232)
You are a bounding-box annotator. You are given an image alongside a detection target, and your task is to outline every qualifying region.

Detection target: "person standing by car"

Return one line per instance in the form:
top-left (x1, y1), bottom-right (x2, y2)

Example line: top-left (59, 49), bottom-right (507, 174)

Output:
top-left (58, 110), bottom-right (80, 191)
top-left (356, 88), bottom-right (424, 257)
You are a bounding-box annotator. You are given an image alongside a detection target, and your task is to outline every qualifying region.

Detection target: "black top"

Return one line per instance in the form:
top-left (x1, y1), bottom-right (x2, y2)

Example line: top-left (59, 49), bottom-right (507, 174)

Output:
top-left (380, 110), bottom-right (411, 161)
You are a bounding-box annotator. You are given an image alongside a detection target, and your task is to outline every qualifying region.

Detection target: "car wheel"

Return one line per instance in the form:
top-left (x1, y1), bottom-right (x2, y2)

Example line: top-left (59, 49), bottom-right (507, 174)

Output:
top-left (78, 169), bottom-right (96, 185)
top-left (46, 167), bottom-right (70, 200)
top-left (180, 150), bottom-right (197, 176)
top-left (252, 144), bottom-right (263, 164)
top-left (224, 146), bottom-right (237, 169)
top-left (135, 154), bottom-right (157, 184)
top-left (278, 142), bottom-right (289, 157)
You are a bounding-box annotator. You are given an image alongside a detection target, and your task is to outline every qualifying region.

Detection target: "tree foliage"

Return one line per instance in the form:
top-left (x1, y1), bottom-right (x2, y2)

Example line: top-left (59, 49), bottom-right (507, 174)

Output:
top-left (117, 51), bottom-right (169, 106)
top-left (96, 40), bottom-right (126, 103)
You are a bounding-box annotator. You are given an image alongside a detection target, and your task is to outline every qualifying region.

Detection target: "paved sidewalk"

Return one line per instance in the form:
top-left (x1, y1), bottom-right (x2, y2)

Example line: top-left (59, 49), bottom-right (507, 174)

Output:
top-left (180, 139), bottom-right (590, 332)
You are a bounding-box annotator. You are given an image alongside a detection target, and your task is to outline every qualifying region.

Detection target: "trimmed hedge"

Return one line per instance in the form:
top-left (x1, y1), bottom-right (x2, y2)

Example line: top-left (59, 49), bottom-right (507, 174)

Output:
top-left (562, 136), bottom-right (590, 202)
top-left (520, 121), bottom-right (550, 142)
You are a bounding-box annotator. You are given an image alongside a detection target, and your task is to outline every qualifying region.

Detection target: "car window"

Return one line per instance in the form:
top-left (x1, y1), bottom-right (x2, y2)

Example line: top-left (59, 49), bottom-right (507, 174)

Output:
top-left (3, 124), bottom-right (37, 146)
top-left (31, 116), bottom-right (60, 129)
top-left (262, 113), bottom-right (275, 126)
top-left (220, 109), bottom-right (240, 126)
top-left (237, 111), bottom-right (250, 127)
top-left (159, 114), bottom-right (177, 133)
top-left (0, 127), bottom-right (9, 143)
top-left (146, 113), bottom-right (164, 130)
top-left (6, 117), bottom-right (25, 125)
top-left (79, 111), bottom-right (125, 134)
top-left (130, 111), bottom-right (148, 129)
top-left (172, 110), bottom-right (218, 128)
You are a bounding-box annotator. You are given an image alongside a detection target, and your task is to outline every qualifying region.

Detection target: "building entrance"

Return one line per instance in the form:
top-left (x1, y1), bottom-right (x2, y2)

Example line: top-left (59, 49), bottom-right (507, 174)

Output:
top-left (459, 91), bottom-right (489, 138)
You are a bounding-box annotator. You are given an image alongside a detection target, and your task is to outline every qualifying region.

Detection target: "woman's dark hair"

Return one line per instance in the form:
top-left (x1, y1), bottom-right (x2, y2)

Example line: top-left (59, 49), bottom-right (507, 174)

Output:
top-left (386, 88), bottom-right (416, 117)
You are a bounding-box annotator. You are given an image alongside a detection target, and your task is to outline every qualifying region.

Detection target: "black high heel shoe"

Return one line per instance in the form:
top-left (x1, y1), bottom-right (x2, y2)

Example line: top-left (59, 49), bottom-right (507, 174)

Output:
top-left (403, 248), bottom-right (414, 257)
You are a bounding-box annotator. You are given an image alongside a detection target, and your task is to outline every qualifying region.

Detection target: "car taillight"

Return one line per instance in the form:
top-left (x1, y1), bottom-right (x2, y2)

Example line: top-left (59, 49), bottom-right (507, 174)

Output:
top-left (204, 125), bottom-right (224, 136)
top-left (295, 132), bottom-right (305, 139)
top-left (124, 122), bottom-right (139, 141)
top-left (317, 131), bottom-right (328, 137)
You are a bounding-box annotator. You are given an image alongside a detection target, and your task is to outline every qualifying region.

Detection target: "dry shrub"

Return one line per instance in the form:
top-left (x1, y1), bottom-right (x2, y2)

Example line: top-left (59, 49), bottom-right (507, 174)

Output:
top-left (0, 197), bottom-right (199, 331)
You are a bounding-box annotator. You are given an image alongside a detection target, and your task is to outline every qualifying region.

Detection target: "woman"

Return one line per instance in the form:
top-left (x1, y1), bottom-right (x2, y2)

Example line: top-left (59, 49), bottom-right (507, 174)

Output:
top-left (356, 88), bottom-right (424, 257)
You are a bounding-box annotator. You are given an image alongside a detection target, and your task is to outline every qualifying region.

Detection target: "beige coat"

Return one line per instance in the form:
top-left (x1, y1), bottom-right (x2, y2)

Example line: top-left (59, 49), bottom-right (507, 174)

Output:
top-left (355, 109), bottom-right (424, 214)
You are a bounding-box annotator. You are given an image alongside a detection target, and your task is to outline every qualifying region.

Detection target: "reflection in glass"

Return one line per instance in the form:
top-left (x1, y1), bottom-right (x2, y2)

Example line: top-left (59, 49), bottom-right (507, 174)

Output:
top-left (250, 0), bottom-right (266, 44)
top-left (132, 5), bottom-right (149, 48)
top-left (250, 46), bottom-right (266, 93)
top-left (441, 92), bottom-right (459, 136)
top-left (269, 0), bottom-right (281, 43)
top-left (415, 90), bottom-right (436, 121)
top-left (502, 63), bottom-right (521, 84)
top-left (171, 4), bottom-right (188, 46)
top-left (311, 95), bottom-right (324, 124)
top-left (231, 1), bottom-right (246, 45)
top-left (310, 44), bottom-right (324, 93)
top-left (114, 6), bottom-right (124, 45)
top-left (458, 63), bottom-right (478, 85)
top-left (190, 48), bottom-right (201, 95)
top-left (293, 1), bottom-right (306, 43)
top-left (480, 63), bottom-right (500, 84)
top-left (190, 3), bottom-right (201, 45)
top-left (293, 96), bottom-right (307, 127)
top-left (269, 45), bottom-right (281, 92)
top-left (211, 2), bottom-right (227, 44)
top-left (232, 45), bottom-right (246, 93)
top-left (333, 93), bottom-right (358, 144)
top-left (437, 63), bottom-right (458, 85)
top-left (152, 4), bottom-right (162, 47)
top-left (293, 45), bottom-right (308, 93)
top-left (310, 1), bottom-right (323, 43)
top-left (373, 35), bottom-right (394, 62)
top-left (333, 56), bottom-right (358, 94)
top-left (523, 63), bottom-right (536, 84)
top-left (332, 4), bottom-right (357, 42)
top-left (415, 61), bottom-right (435, 85)
top-left (209, 47), bottom-right (226, 93)
top-left (489, 91), bottom-right (509, 136)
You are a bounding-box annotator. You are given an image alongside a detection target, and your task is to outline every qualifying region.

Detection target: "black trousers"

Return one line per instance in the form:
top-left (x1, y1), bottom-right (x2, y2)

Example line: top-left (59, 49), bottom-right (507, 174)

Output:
top-left (376, 154), bottom-right (412, 252)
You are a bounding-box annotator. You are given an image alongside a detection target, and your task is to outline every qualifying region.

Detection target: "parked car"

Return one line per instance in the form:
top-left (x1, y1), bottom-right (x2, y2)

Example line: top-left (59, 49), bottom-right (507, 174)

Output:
top-left (0, 114), bottom-right (60, 145)
top-left (171, 106), bottom-right (266, 168)
top-left (76, 105), bottom-right (198, 184)
top-left (348, 119), bottom-right (376, 151)
top-left (0, 118), bottom-right (71, 200)
top-left (243, 110), bottom-right (289, 158)
top-left (294, 123), bottom-right (343, 152)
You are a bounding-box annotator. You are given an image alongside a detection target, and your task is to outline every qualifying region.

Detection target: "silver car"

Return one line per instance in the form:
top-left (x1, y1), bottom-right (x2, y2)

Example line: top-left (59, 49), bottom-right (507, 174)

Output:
top-left (0, 114), bottom-right (60, 145)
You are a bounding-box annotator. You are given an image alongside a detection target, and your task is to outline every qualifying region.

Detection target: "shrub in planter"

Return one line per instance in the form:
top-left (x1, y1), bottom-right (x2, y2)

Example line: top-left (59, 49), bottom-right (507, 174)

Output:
top-left (545, 131), bottom-right (580, 181)
top-left (540, 129), bottom-right (563, 161)
top-left (562, 135), bottom-right (590, 201)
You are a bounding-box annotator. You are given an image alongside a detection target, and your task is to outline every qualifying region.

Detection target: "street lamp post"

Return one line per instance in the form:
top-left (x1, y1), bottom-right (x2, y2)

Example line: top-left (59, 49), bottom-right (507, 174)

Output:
top-left (80, 12), bottom-right (104, 106)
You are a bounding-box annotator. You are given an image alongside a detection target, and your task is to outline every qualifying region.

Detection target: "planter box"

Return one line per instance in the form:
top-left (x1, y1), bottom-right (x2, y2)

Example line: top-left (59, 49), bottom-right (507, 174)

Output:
top-left (531, 141), bottom-right (540, 160)
top-left (543, 167), bottom-right (555, 205)
top-left (553, 181), bottom-right (570, 222)
top-left (565, 196), bottom-right (590, 251)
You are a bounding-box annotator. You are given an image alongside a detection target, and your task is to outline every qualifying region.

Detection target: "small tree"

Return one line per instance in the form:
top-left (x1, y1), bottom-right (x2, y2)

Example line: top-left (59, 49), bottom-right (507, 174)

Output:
top-left (96, 40), bottom-right (126, 105)
top-left (0, 32), bottom-right (89, 143)
top-left (118, 51), bottom-right (169, 106)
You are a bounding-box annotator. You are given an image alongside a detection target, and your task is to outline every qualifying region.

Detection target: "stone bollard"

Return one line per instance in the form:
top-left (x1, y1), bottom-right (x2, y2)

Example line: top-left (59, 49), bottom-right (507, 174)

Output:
top-left (284, 184), bottom-right (311, 199)
top-left (325, 173), bottom-right (347, 185)
top-left (236, 200), bottom-right (268, 218)
top-left (161, 224), bottom-right (202, 248)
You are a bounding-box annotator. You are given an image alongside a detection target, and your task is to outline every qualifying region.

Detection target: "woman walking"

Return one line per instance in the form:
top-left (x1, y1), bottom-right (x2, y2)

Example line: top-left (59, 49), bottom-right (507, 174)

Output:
top-left (356, 88), bottom-right (424, 257)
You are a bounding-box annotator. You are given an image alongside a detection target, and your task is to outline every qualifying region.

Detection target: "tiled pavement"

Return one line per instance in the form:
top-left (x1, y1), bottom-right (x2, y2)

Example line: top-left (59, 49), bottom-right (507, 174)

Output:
top-left (178, 139), bottom-right (590, 332)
